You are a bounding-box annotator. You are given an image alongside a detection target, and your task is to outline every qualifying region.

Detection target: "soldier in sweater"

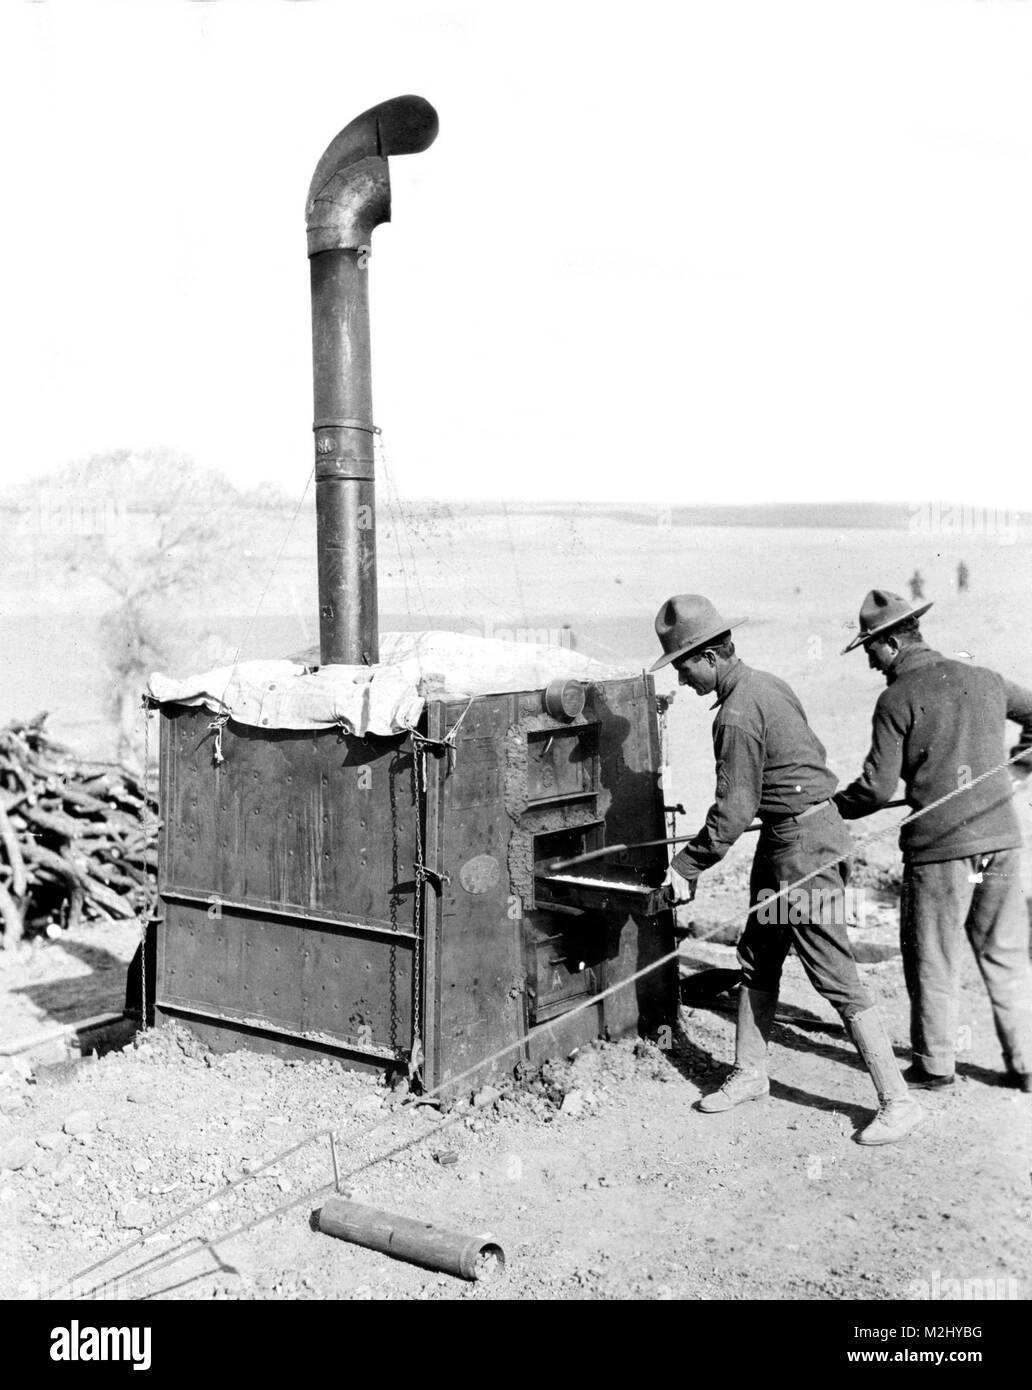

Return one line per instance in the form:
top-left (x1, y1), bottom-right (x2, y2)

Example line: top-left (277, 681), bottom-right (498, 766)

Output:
top-left (654, 594), bottom-right (925, 1144)
top-left (837, 589), bottom-right (1032, 1091)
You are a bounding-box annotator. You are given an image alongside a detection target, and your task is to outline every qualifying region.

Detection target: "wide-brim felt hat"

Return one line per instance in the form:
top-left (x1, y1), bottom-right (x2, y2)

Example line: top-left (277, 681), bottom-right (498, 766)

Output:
top-left (650, 594), bottom-right (748, 671)
top-left (842, 588), bottom-right (933, 653)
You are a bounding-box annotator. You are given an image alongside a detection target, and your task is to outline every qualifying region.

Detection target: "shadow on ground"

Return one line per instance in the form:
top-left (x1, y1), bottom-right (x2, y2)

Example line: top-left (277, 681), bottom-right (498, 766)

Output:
top-left (10, 938), bottom-right (129, 1028)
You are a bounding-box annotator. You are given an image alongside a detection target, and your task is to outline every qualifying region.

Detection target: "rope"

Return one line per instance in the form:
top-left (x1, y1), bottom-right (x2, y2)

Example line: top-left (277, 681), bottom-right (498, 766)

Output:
top-left (499, 499), bottom-right (528, 629)
top-left (376, 435), bottom-right (433, 636)
top-left (137, 698), bottom-right (152, 1034)
top-left (403, 695), bottom-right (475, 752)
top-left (390, 524), bottom-right (526, 630)
top-left (371, 474), bottom-right (637, 664)
top-left (59, 742), bottom-right (1030, 1299)
top-left (205, 714), bottom-right (229, 766)
top-left (378, 442), bottom-right (422, 643)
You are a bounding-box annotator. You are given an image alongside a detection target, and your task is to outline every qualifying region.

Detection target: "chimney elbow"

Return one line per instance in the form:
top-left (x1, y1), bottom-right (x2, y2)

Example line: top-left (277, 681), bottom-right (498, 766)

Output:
top-left (305, 95), bottom-right (439, 257)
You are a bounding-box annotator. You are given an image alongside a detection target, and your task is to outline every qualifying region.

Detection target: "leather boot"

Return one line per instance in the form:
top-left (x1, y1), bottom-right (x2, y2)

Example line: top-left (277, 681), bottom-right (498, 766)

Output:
top-left (698, 987), bottom-right (777, 1112)
top-left (849, 1006), bottom-right (927, 1145)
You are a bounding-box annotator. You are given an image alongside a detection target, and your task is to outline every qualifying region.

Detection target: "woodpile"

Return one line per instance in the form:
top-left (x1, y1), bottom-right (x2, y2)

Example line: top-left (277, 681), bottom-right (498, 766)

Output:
top-left (0, 714), bottom-right (157, 947)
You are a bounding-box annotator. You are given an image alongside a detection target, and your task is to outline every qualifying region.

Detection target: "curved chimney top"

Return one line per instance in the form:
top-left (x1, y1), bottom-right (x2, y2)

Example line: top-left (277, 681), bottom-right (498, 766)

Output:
top-left (305, 96), bottom-right (439, 256)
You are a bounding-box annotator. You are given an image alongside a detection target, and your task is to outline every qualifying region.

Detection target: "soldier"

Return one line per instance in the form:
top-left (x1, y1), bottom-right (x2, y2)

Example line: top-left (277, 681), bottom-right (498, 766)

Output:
top-left (908, 570), bottom-right (925, 602)
top-left (653, 594), bottom-right (925, 1145)
top-left (836, 589), bottom-right (1032, 1090)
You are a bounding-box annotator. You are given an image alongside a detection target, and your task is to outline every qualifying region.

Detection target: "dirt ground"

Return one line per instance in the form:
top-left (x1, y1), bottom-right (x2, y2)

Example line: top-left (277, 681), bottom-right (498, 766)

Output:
top-left (2, 862), bottom-right (1029, 1303)
top-left (2, 512), bottom-right (1030, 1300)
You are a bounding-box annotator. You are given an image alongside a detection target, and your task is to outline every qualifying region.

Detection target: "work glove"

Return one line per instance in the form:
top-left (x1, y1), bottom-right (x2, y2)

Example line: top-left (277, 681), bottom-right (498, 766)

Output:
top-left (662, 863), bottom-right (697, 906)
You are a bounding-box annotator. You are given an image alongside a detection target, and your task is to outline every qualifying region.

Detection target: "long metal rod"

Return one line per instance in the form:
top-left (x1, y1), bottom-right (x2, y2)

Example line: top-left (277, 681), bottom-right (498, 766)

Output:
top-left (543, 799), bottom-right (908, 872)
top-left (159, 889), bottom-right (419, 942)
top-left (154, 1003), bottom-right (400, 1062)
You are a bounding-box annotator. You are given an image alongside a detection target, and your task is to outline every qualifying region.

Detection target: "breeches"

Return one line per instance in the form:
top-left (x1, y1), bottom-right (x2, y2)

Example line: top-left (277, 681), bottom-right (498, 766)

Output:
top-left (737, 804), bottom-right (871, 1020)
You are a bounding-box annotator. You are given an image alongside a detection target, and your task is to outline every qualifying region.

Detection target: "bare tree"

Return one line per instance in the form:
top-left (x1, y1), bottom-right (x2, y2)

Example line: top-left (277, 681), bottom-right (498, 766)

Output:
top-left (24, 448), bottom-right (256, 764)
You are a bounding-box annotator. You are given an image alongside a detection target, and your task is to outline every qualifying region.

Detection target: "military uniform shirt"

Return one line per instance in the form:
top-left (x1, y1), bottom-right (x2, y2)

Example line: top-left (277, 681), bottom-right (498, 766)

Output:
top-left (672, 658), bottom-right (838, 880)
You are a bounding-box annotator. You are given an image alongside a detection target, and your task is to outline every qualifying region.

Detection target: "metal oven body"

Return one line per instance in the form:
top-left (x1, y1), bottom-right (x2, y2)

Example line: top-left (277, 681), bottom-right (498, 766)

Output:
top-left (153, 674), bottom-right (676, 1095)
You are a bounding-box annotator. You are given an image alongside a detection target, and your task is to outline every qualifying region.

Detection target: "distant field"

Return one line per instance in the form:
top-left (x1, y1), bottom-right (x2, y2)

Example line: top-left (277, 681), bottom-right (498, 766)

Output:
top-left (2, 507), bottom-right (1030, 887)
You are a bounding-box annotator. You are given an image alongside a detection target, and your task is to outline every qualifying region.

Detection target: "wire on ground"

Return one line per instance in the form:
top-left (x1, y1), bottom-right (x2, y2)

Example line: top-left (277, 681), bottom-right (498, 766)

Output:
top-left (56, 746), bottom-right (1029, 1299)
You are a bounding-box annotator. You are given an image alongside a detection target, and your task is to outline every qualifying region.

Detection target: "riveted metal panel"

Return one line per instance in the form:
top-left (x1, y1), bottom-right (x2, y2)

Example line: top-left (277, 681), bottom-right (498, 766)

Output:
top-left (160, 708), bottom-right (417, 930)
top-left (424, 677), bottom-right (677, 1096)
top-left (159, 902), bottom-right (305, 1036)
top-left (156, 707), bottom-right (419, 1063)
top-left (157, 899), bottom-right (413, 1058)
top-left (428, 693), bottom-right (523, 1095)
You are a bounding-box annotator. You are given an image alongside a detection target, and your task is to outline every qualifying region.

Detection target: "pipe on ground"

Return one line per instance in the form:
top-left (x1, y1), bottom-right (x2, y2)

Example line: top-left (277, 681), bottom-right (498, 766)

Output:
top-left (317, 1195), bottom-right (505, 1281)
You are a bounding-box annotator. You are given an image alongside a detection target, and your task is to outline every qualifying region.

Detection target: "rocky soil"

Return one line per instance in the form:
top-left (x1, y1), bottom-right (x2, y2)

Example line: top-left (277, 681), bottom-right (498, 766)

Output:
top-left (2, 884), bottom-right (1030, 1302)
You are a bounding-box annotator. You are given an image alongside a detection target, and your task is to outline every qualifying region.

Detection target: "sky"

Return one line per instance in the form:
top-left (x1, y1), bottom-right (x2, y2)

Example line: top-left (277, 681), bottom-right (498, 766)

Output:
top-left (1, 0), bottom-right (1031, 508)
